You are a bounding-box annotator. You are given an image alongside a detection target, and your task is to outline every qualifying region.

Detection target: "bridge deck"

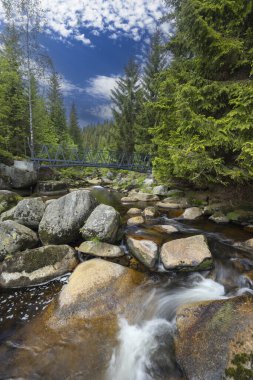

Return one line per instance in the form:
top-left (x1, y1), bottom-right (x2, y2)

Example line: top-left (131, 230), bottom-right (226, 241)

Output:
top-left (31, 145), bottom-right (152, 173)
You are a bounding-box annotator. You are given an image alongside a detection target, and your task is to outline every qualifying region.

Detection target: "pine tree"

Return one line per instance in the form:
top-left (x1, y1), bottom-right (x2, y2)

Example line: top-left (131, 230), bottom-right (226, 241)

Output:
top-left (111, 59), bottom-right (142, 153)
top-left (69, 103), bottom-right (82, 149)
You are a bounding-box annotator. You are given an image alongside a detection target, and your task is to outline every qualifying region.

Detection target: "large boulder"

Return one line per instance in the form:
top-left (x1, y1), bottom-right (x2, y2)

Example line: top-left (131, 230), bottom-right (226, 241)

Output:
top-left (0, 245), bottom-right (78, 288)
top-left (0, 190), bottom-right (21, 214)
top-left (0, 221), bottom-right (38, 261)
top-left (0, 164), bottom-right (37, 189)
top-left (57, 259), bottom-right (147, 320)
top-left (80, 204), bottom-right (120, 243)
top-left (0, 206), bottom-right (16, 222)
top-left (152, 225), bottom-right (178, 234)
top-left (209, 211), bottom-right (229, 224)
top-left (160, 235), bottom-right (213, 271)
top-left (77, 241), bottom-right (124, 258)
top-left (226, 209), bottom-right (253, 224)
top-left (12, 198), bottom-right (46, 229)
top-left (175, 295), bottom-right (253, 380)
top-left (127, 237), bottom-right (158, 270)
top-left (39, 190), bottom-right (98, 245)
top-left (127, 208), bottom-right (142, 216)
top-left (182, 207), bottom-right (203, 220)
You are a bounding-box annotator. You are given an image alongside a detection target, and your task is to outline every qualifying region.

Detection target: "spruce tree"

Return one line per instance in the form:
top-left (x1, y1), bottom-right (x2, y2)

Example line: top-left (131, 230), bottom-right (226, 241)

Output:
top-left (111, 59), bottom-right (142, 153)
top-left (48, 70), bottom-right (69, 145)
top-left (69, 103), bottom-right (82, 149)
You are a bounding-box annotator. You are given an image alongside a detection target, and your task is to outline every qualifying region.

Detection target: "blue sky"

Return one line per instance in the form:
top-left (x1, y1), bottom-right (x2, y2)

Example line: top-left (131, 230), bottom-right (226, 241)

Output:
top-left (1, 0), bottom-right (171, 127)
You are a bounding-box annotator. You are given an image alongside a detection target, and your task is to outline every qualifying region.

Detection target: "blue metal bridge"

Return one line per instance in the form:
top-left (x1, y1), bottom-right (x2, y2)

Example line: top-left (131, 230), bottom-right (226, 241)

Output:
top-left (31, 144), bottom-right (152, 173)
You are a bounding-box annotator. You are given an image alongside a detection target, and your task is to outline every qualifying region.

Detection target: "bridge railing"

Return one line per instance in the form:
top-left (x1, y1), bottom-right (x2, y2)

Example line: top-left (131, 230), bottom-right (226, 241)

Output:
top-left (30, 144), bottom-right (152, 173)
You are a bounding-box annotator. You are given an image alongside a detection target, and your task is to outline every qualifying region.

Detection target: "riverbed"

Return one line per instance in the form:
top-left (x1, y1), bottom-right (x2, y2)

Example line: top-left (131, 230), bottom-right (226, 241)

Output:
top-left (0, 187), bottom-right (252, 379)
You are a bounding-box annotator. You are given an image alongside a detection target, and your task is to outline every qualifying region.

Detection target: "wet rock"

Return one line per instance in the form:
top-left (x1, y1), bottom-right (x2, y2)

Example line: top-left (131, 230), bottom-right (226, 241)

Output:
top-left (135, 192), bottom-right (159, 202)
top-left (161, 235), bottom-right (213, 271)
top-left (87, 178), bottom-right (102, 186)
top-left (203, 202), bottom-right (231, 216)
top-left (39, 190), bottom-right (98, 245)
top-left (244, 225), bottom-right (253, 233)
top-left (244, 238), bottom-right (253, 248)
top-left (226, 209), bottom-right (253, 224)
top-left (182, 207), bottom-right (203, 220)
top-left (127, 237), bottom-right (158, 269)
top-left (152, 225), bottom-right (178, 234)
top-left (77, 241), bottom-right (124, 258)
top-left (57, 259), bottom-right (147, 320)
top-left (80, 204), bottom-right (120, 243)
top-left (0, 190), bottom-right (21, 214)
top-left (106, 171), bottom-right (114, 180)
top-left (143, 206), bottom-right (157, 219)
top-left (157, 200), bottom-right (187, 210)
top-left (36, 180), bottom-right (69, 196)
top-left (175, 295), bottom-right (253, 380)
top-left (121, 195), bottom-right (139, 203)
top-left (153, 185), bottom-right (168, 196)
top-left (127, 208), bottom-right (142, 216)
top-left (0, 221), bottom-right (38, 261)
top-left (209, 211), bottom-right (229, 224)
top-left (0, 245), bottom-right (78, 288)
top-left (127, 216), bottom-right (145, 226)
top-left (12, 198), bottom-right (46, 230)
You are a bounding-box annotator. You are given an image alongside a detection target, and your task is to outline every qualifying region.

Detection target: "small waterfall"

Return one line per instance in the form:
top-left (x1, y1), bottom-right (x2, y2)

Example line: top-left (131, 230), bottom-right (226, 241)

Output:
top-left (107, 276), bottom-right (226, 380)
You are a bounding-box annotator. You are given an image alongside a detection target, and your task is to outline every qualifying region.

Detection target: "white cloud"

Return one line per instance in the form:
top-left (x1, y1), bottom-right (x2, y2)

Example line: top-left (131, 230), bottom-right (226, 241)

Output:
top-left (60, 77), bottom-right (85, 95)
top-left (0, 1), bottom-right (167, 45)
top-left (86, 75), bottom-right (119, 100)
top-left (90, 104), bottom-right (114, 120)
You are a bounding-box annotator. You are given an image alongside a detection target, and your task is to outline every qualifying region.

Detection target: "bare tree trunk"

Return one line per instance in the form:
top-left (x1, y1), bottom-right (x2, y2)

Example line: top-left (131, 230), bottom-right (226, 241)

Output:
top-left (26, 6), bottom-right (34, 159)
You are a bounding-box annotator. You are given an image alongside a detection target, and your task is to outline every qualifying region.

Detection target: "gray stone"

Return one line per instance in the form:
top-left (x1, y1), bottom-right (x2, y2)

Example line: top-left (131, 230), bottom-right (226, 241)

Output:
top-left (121, 195), bottom-right (139, 203)
top-left (0, 164), bottom-right (37, 189)
top-left (135, 192), bottom-right (159, 202)
top-left (153, 185), bottom-right (168, 196)
top-left (209, 211), bottom-right (229, 224)
top-left (183, 207), bottom-right (203, 220)
top-left (143, 178), bottom-right (154, 187)
top-left (161, 235), bottom-right (213, 271)
top-left (0, 190), bottom-right (21, 214)
top-left (78, 241), bottom-right (124, 258)
top-left (0, 206), bottom-right (16, 222)
top-left (0, 221), bottom-right (38, 261)
top-left (36, 181), bottom-right (69, 196)
top-left (81, 204), bottom-right (120, 243)
top-left (13, 198), bottom-right (46, 229)
top-left (39, 190), bottom-right (98, 245)
top-left (127, 237), bottom-right (158, 269)
top-left (0, 245), bottom-right (78, 288)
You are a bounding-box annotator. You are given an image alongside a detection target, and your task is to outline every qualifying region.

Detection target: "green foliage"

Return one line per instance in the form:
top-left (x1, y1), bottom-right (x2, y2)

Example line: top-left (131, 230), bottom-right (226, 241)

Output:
top-left (151, 0), bottom-right (253, 185)
top-left (69, 103), bottom-right (82, 149)
top-left (111, 59), bottom-right (143, 153)
top-left (81, 122), bottom-right (116, 150)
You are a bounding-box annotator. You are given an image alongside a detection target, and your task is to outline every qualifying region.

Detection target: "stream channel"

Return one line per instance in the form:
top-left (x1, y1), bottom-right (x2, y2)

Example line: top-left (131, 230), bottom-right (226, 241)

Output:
top-left (0, 187), bottom-right (253, 379)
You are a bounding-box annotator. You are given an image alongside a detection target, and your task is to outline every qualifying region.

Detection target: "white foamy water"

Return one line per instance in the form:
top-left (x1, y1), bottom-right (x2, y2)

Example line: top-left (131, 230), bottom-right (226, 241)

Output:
top-left (107, 277), bottom-right (227, 380)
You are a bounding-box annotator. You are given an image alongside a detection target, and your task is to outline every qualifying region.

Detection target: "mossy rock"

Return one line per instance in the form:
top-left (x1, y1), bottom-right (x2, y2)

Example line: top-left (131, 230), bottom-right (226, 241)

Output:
top-left (0, 190), bottom-right (22, 215)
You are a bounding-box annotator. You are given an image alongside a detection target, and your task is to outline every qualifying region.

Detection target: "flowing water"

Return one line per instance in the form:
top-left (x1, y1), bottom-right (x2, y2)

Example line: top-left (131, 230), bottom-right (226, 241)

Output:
top-left (0, 187), bottom-right (253, 379)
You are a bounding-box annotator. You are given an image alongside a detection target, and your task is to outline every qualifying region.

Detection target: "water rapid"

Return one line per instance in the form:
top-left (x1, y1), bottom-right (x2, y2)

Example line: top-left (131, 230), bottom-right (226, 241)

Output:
top-left (107, 275), bottom-right (227, 380)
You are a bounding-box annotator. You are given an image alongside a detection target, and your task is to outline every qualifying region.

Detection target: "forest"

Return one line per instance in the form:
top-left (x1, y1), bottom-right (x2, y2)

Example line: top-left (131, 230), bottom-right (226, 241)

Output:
top-left (0, 0), bottom-right (252, 186)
